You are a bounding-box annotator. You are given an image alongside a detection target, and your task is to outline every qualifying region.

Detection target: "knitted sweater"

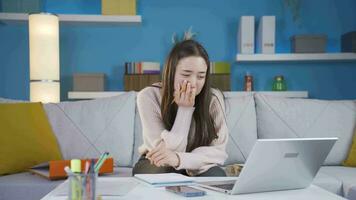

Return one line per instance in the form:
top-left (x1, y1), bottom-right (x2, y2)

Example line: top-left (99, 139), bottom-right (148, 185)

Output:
top-left (136, 86), bottom-right (228, 175)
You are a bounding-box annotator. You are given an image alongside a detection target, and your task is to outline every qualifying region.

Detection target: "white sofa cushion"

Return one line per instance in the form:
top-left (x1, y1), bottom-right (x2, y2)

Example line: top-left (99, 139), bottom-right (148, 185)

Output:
top-left (313, 171), bottom-right (343, 196)
top-left (224, 93), bottom-right (258, 164)
top-left (255, 94), bottom-right (356, 165)
top-left (43, 92), bottom-right (136, 167)
top-left (133, 101), bottom-right (143, 166)
top-left (0, 172), bottom-right (64, 200)
top-left (319, 166), bottom-right (356, 199)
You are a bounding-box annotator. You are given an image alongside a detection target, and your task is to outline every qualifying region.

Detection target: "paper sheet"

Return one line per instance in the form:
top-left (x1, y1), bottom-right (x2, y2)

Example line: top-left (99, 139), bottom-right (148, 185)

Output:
top-left (134, 173), bottom-right (194, 186)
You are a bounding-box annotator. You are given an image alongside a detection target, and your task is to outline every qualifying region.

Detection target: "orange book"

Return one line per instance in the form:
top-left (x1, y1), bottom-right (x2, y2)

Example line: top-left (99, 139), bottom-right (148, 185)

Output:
top-left (28, 157), bottom-right (114, 180)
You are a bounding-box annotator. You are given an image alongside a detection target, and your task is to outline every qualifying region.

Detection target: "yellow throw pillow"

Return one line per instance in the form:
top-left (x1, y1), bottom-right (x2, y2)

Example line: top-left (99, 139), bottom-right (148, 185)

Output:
top-left (0, 103), bottom-right (63, 175)
top-left (343, 128), bottom-right (356, 167)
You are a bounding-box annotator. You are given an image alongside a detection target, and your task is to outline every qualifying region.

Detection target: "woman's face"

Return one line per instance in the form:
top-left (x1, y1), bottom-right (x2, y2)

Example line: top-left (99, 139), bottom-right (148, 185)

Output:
top-left (174, 56), bottom-right (207, 96)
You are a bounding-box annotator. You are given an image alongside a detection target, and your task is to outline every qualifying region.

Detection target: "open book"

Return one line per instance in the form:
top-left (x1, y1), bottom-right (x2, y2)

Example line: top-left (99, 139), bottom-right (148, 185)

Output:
top-left (134, 173), bottom-right (194, 187)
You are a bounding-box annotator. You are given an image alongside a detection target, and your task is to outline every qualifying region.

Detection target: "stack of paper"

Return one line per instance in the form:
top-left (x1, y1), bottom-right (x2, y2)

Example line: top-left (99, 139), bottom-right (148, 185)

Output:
top-left (134, 173), bottom-right (194, 187)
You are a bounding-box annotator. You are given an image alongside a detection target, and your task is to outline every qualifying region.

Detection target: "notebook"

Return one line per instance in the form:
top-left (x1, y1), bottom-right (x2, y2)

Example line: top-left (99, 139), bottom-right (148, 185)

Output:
top-left (134, 173), bottom-right (194, 187)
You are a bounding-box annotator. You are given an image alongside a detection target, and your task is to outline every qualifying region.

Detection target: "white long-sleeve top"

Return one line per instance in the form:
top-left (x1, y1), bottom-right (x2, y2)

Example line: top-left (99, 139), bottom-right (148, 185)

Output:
top-left (137, 86), bottom-right (228, 175)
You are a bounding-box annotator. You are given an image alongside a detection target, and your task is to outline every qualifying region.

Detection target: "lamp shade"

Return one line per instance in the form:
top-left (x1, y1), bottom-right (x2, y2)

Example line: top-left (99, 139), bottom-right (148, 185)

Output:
top-left (29, 13), bottom-right (60, 103)
top-left (30, 81), bottom-right (60, 103)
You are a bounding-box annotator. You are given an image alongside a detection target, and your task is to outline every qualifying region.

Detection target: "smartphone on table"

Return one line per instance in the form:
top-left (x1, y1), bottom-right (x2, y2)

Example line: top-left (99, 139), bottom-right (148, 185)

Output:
top-left (166, 186), bottom-right (206, 197)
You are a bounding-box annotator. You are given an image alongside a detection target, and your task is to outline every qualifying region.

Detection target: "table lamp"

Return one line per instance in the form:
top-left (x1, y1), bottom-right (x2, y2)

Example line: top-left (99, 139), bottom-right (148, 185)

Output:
top-left (29, 13), bottom-right (60, 103)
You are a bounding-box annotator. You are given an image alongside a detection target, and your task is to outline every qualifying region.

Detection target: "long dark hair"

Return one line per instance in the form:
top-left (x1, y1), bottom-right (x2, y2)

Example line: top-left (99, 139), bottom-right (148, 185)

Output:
top-left (160, 40), bottom-right (217, 152)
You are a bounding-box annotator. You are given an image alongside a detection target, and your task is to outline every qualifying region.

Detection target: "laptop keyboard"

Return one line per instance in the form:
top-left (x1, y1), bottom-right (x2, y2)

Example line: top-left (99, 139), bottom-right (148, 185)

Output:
top-left (211, 183), bottom-right (234, 191)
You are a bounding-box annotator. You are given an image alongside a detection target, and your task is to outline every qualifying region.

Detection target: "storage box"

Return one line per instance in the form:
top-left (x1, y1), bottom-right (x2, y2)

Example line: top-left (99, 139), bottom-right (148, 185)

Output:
top-left (291, 34), bottom-right (327, 53)
top-left (124, 74), bottom-right (161, 91)
top-left (73, 73), bottom-right (105, 91)
top-left (102, 0), bottom-right (136, 15)
top-left (341, 31), bottom-right (356, 53)
top-left (1, 0), bottom-right (42, 13)
top-left (211, 74), bottom-right (231, 91)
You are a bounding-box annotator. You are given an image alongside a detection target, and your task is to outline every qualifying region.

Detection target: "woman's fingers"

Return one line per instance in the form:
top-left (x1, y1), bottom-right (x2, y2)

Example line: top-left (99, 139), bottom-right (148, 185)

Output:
top-left (189, 87), bottom-right (196, 103)
top-left (146, 141), bottom-right (163, 158)
top-left (185, 82), bottom-right (191, 101)
top-left (146, 148), bottom-right (155, 158)
top-left (150, 151), bottom-right (164, 164)
top-left (148, 149), bottom-right (161, 165)
top-left (174, 82), bottom-right (181, 102)
top-left (181, 80), bottom-right (187, 93)
top-left (153, 154), bottom-right (167, 166)
top-left (156, 157), bottom-right (168, 167)
top-left (180, 84), bottom-right (186, 102)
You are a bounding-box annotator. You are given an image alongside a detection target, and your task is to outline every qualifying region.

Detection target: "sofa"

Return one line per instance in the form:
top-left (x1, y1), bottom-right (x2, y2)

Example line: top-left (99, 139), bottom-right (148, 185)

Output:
top-left (0, 92), bottom-right (355, 200)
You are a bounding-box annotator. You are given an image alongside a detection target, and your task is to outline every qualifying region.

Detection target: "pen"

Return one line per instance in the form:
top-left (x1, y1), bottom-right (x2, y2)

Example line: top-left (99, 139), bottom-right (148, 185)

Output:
top-left (84, 160), bottom-right (90, 174)
top-left (88, 159), bottom-right (96, 200)
top-left (64, 166), bottom-right (76, 176)
top-left (94, 152), bottom-right (109, 173)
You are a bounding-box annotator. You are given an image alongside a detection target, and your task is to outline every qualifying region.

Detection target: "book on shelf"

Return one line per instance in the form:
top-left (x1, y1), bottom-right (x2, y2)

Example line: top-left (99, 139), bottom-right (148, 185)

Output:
top-left (210, 62), bottom-right (231, 74)
top-left (28, 157), bottom-right (114, 180)
top-left (134, 173), bottom-right (194, 187)
top-left (125, 62), bottom-right (161, 74)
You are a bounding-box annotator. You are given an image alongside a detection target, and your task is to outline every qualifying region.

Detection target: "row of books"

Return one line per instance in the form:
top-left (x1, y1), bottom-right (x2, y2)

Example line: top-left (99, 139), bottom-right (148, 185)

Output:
top-left (125, 62), bottom-right (161, 74)
top-left (210, 62), bottom-right (231, 74)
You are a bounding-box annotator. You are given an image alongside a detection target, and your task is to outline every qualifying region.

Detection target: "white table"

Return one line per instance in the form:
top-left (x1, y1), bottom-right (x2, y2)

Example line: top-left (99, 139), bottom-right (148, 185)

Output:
top-left (41, 177), bottom-right (346, 200)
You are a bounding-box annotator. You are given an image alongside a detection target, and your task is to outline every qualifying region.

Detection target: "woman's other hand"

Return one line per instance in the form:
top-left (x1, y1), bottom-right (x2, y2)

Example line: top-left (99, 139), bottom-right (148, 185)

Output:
top-left (146, 141), bottom-right (180, 168)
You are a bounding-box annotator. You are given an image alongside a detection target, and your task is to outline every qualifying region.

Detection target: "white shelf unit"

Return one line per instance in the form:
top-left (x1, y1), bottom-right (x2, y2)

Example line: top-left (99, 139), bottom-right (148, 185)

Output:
top-left (236, 53), bottom-right (356, 62)
top-left (0, 12), bottom-right (142, 25)
top-left (68, 91), bottom-right (308, 100)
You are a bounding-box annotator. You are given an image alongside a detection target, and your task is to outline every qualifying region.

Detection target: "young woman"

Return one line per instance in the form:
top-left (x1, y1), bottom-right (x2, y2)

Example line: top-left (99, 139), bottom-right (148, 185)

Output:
top-left (133, 39), bottom-right (228, 177)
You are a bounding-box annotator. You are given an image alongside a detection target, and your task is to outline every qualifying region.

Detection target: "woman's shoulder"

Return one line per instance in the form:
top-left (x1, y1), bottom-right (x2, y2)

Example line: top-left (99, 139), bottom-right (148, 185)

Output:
top-left (137, 84), bottom-right (161, 103)
top-left (210, 88), bottom-right (224, 102)
top-left (210, 88), bottom-right (225, 111)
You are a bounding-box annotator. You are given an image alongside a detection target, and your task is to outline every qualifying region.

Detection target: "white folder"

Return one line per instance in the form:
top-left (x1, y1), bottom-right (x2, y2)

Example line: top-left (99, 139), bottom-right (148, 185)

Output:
top-left (238, 16), bottom-right (255, 54)
top-left (257, 16), bottom-right (276, 54)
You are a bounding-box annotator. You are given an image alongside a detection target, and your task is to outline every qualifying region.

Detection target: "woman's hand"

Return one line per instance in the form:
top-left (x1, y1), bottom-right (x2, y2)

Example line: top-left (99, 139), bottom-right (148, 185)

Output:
top-left (146, 141), bottom-right (180, 168)
top-left (173, 80), bottom-right (196, 107)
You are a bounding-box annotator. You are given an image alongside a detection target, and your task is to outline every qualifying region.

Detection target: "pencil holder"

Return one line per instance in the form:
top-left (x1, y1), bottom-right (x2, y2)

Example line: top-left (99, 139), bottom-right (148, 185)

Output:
top-left (68, 172), bottom-right (98, 200)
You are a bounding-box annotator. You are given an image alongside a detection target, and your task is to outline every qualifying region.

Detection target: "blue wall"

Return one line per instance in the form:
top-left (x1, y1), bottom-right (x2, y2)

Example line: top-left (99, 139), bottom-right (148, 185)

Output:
top-left (0, 0), bottom-right (355, 100)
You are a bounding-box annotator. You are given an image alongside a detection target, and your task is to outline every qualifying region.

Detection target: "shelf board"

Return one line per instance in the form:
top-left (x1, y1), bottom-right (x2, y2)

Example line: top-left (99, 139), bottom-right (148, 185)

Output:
top-left (236, 53), bottom-right (356, 62)
top-left (68, 91), bottom-right (308, 100)
top-left (0, 12), bottom-right (142, 25)
top-left (68, 91), bottom-right (126, 99)
top-left (223, 91), bottom-right (308, 98)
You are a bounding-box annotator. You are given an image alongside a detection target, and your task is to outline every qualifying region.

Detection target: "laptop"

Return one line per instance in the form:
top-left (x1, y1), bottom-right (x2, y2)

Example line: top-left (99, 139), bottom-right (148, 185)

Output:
top-left (198, 138), bottom-right (337, 195)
